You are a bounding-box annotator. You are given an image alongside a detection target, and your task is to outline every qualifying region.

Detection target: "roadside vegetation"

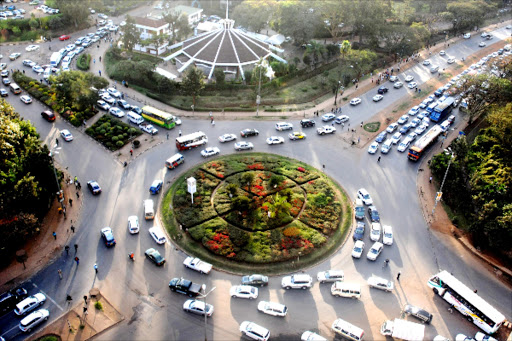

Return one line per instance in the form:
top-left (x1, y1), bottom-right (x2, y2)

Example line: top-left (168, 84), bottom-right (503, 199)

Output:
top-left (85, 115), bottom-right (141, 151)
top-left (76, 54), bottom-right (91, 71)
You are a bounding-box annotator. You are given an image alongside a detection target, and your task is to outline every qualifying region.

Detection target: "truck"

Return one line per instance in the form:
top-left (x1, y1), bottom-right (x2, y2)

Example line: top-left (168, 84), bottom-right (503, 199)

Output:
top-left (139, 122), bottom-right (158, 135)
top-left (168, 277), bottom-right (202, 297)
top-left (183, 256), bottom-right (212, 274)
top-left (430, 97), bottom-right (454, 122)
top-left (380, 319), bottom-right (425, 340)
top-left (354, 199), bottom-right (365, 220)
top-left (50, 52), bottom-right (62, 67)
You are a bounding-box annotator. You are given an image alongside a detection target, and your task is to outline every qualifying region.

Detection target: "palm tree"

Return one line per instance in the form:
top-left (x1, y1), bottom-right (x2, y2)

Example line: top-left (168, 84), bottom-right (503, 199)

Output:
top-left (263, 193), bottom-right (291, 218)
top-left (306, 41), bottom-right (326, 68)
top-left (339, 40), bottom-right (351, 61)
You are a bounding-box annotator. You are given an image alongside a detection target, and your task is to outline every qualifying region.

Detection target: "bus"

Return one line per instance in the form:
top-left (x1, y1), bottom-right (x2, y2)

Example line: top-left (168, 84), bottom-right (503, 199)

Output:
top-left (408, 125), bottom-right (444, 161)
top-left (430, 97), bottom-right (454, 122)
top-left (427, 271), bottom-right (505, 334)
top-left (176, 132), bottom-right (208, 151)
top-left (141, 106), bottom-right (176, 129)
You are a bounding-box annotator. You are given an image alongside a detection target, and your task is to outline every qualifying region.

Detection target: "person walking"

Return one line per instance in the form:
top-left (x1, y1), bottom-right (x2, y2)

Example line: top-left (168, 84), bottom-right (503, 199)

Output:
top-left (377, 156), bottom-right (381, 162)
top-left (83, 295), bottom-right (88, 304)
top-left (65, 245), bottom-right (70, 255)
top-left (55, 138), bottom-right (59, 146)
top-left (74, 257), bottom-right (79, 265)
top-left (74, 244), bottom-right (78, 254)
top-left (130, 149), bottom-right (133, 156)
top-left (429, 176), bottom-right (432, 183)
top-left (68, 198), bottom-right (73, 207)
top-left (76, 191), bottom-right (80, 199)
top-left (58, 269), bottom-right (63, 279)
top-left (397, 271), bottom-right (401, 281)
top-left (93, 263), bottom-right (98, 274)
top-left (98, 70), bottom-right (101, 76)
top-left (53, 232), bottom-right (57, 240)
top-left (99, 56), bottom-right (101, 62)
top-left (70, 224), bottom-right (75, 233)
top-left (178, 130), bottom-right (182, 137)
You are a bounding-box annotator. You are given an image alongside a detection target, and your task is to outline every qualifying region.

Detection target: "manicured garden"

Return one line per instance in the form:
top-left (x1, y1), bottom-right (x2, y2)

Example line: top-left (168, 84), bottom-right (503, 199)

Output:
top-left (85, 115), bottom-right (141, 151)
top-left (162, 153), bottom-right (351, 273)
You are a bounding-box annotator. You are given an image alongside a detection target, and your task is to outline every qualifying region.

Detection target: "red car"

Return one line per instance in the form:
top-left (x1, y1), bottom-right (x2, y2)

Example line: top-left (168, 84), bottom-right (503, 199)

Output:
top-left (59, 35), bottom-right (71, 41)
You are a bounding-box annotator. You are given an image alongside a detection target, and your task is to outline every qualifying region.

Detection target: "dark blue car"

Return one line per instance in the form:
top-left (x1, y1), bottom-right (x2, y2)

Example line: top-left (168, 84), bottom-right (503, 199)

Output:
top-left (352, 222), bottom-right (365, 240)
top-left (375, 131), bottom-right (387, 143)
top-left (368, 206), bottom-right (380, 222)
top-left (434, 88), bottom-right (444, 97)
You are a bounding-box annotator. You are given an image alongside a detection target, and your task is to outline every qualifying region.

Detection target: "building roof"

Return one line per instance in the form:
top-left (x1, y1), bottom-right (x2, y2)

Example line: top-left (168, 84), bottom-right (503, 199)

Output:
top-left (134, 16), bottom-right (168, 29)
top-left (172, 5), bottom-right (203, 16)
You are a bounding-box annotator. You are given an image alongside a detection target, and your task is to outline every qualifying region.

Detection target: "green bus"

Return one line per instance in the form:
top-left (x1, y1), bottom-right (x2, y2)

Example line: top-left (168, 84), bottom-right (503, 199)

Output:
top-left (141, 106), bottom-right (176, 129)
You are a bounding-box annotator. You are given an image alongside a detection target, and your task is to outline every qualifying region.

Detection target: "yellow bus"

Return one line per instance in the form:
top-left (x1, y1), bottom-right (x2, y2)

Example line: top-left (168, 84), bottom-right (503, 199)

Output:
top-left (141, 106), bottom-right (176, 129)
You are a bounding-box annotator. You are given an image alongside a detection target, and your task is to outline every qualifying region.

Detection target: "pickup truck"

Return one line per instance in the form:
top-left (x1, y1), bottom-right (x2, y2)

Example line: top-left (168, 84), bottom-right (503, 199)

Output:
top-left (317, 125), bottom-right (336, 135)
top-left (183, 256), bottom-right (212, 274)
top-left (168, 277), bottom-right (202, 297)
top-left (139, 123), bottom-right (158, 135)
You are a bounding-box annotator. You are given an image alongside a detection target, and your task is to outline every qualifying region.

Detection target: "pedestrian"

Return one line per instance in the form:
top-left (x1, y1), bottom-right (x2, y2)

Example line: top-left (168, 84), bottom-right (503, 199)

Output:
top-left (77, 182), bottom-right (81, 190)
top-left (74, 244), bottom-right (78, 254)
top-left (70, 225), bottom-right (75, 233)
top-left (377, 156), bottom-right (381, 162)
top-left (93, 58), bottom-right (96, 64)
top-left (473, 289), bottom-right (477, 293)
top-left (94, 263), bottom-right (98, 274)
top-left (166, 133), bottom-right (169, 140)
top-left (74, 256), bottom-right (79, 265)
top-left (341, 122), bottom-right (345, 129)
top-left (429, 176), bottom-right (432, 183)
top-left (58, 269), bottom-right (63, 279)
top-left (76, 192), bottom-right (80, 199)
top-left (130, 149), bottom-right (133, 156)
top-left (121, 92), bottom-right (124, 99)
top-left (99, 56), bottom-right (101, 62)
top-left (210, 116), bottom-right (214, 123)
top-left (83, 295), bottom-right (88, 304)
top-left (415, 88), bottom-right (418, 92)
top-left (212, 120), bottom-right (215, 126)
top-left (360, 122), bottom-right (363, 128)
top-left (99, 70), bottom-right (101, 76)
top-left (418, 89), bottom-right (421, 93)
top-left (69, 198), bottom-right (73, 207)
top-left (397, 272), bottom-right (401, 281)
top-left (53, 231), bottom-right (57, 240)
top-left (65, 245), bottom-right (70, 255)
top-left (355, 83), bottom-right (358, 89)
top-left (63, 207), bottom-right (66, 218)
top-left (358, 137), bottom-right (360, 144)
top-left (56, 138), bottom-right (59, 146)
top-left (179, 130), bottom-right (182, 137)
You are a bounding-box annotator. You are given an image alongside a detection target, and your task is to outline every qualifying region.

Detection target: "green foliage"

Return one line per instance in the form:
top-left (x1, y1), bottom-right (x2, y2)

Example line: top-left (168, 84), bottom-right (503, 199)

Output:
top-left (76, 54), bottom-right (91, 71)
top-left (86, 115), bottom-right (142, 151)
top-left (214, 69), bottom-right (225, 85)
top-left (232, 0), bottom-right (277, 33)
top-left (181, 67), bottom-right (206, 105)
top-left (94, 301), bottom-right (103, 311)
top-left (122, 15), bottom-right (139, 51)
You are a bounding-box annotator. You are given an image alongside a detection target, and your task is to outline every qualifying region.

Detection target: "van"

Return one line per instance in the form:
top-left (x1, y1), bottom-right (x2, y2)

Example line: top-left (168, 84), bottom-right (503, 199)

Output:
top-left (440, 120), bottom-right (451, 132)
top-left (331, 318), bottom-right (364, 341)
top-left (144, 199), bottom-right (154, 220)
top-left (381, 139), bottom-right (392, 154)
top-left (10, 83), bottom-right (21, 94)
top-left (331, 282), bottom-right (362, 299)
top-left (149, 180), bottom-right (163, 194)
top-left (127, 111), bottom-right (144, 125)
top-left (165, 153), bottom-right (185, 169)
top-left (430, 65), bottom-right (439, 73)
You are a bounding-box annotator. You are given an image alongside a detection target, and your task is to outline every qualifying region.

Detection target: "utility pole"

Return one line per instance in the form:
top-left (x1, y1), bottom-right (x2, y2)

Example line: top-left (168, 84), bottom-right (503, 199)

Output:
top-left (200, 285), bottom-right (216, 341)
top-left (432, 150), bottom-right (454, 217)
top-left (256, 60), bottom-right (263, 117)
top-left (49, 145), bottom-right (65, 212)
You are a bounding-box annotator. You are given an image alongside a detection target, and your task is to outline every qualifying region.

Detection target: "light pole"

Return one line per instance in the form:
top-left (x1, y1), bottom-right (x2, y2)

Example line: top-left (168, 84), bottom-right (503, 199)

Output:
top-left (256, 60), bottom-right (263, 117)
top-left (49, 145), bottom-right (65, 212)
top-left (199, 284), bottom-right (216, 341)
top-left (432, 149), bottom-right (454, 217)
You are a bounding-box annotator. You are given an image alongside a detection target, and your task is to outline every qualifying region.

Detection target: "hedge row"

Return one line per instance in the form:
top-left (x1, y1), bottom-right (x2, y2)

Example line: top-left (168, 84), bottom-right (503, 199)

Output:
top-left (76, 54), bottom-right (91, 71)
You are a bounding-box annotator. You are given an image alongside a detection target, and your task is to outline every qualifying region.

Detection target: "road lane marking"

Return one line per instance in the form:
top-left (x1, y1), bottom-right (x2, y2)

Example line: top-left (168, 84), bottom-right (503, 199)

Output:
top-left (32, 282), bottom-right (64, 311)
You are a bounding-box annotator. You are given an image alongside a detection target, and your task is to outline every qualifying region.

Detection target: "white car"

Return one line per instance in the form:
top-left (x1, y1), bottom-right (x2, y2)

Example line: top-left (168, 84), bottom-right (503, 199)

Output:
top-left (407, 132), bottom-right (418, 141)
top-left (474, 332), bottom-right (498, 341)
top-left (281, 274), bottom-right (313, 289)
top-left (183, 256), bottom-right (212, 274)
top-left (422, 59), bottom-right (431, 66)
top-left (321, 113), bottom-right (336, 122)
top-left (234, 141), bottom-right (254, 151)
top-left (352, 240), bottom-right (365, 258)
top-left (257, 301), bottom-right (287, 317)
top-left (25, 45), bottom-right (40, 52)
top-left (20, 95), bottom-right (32, 104)
top-left (32, 65), bottom-right (44, 74)
top-left (266, 136), bottom-right (284, 145)
top-left (240, 321), bottom-right (270, 341)
top-left (96, 100), bottom-right (110, 111)
top-left (393, 81), bottom-right (403, 89)
top-left (408, 106), bottom-right (420, 116)
top-left (108, 107), bottom-right (125, 118)
top-left (397, 139), bottom-right (411, 152)
top-left (219, 133), bottom-right (236, 142)
top-left (15, 293), bottom-right (46, 315)
top-left (128, 215), bottom-right (139, 234)
top-left (389, 75), bottom-right (398, 82)
top-left (350, 97), bottom-right (362, 105)
top-left (372, 94), bottom-right (384, 102)
top-left (334, 115), bottom-right (349, 124)
top-left (357, 188), bottom-right (373, 205)
top-left (200, 147), bottom-right (220, 157)
top-left (404, 75), bottom-right (414, 82)
top-left (368, 142), bottom-right (379, 154)
top-left (439, 50), bottom-right (446, 56)
top-left (301, 331), bottom-right (327, 341)
top-left (397, 115), bottom-right (408, 124)
top-left (107, 87), bottom-right (122, 98)
top-left (367, 241), bottom-right (384, 261)
top-left (370, 222), bottom-right (381, 241)
top-left (367, 275), bottom-right (394, 292)
top-left (410, 118), bottom-right (421, 128)
top-left (447, 57), bottom-right (455, 64)
top-left (391, 132), bottom-right (402, 145)
top-left (230, 285), bottom-right (259, 299)
top-left (275, 122), bottom-right (293, 131)
top-left (148, 226), bottom-right (167, 244)
top-left (479, 42), bottom-right (486, 47)
top-left (60, 129), bottom-right (73, 142)
top-left (19, 309), bottom-right (49, 332)
top-left (317, 270), bottom-right (344, 283)
top-left (317, 125), bottom-right (336, 135)
top-left (408, 82), bottom-right (417, 89)
top-left (382, 225), bottom-right (393, 245)
top-left (183, 299), bottom-right (214, 317)
top-left (101, 94), bottom-right (116, 105)
top-left (463, 33), bottom-right (471, 39)
top-left (386, 123), bottom-right (398, 133)
top-left (414, 124), bottom-right (428, 135)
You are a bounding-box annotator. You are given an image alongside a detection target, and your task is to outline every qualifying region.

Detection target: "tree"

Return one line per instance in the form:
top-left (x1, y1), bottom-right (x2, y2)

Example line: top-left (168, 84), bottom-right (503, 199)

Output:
top-left (262, 193), bottom-right (291, 219)
top-left (446, 1), bottom-right (494, 34)
top-left (318, 0), bottom-right (348, 42)
top-left (345, 0), bottom-right (391, 46)
top-left (164, 12), bottom-right (192, 44)
top-left (345, 49), bottom-right (378, 79)
top-left (181, 67), bottom-right (205, 106)
top-left (214, 69), bottom-right (225, 85)
top-left (273, 0), bottom-right (320, 45)
top-left (122, 15), bottom-right (139, 51)
top-left (55, 0), bottom-right (90, 29)
top-left (232, 0), bottom-right (277, 33)
top-left (52, 71), bottom-right (107, 112)
top-left (339, 40), bottom-right (351, 61)
top-left (305, 41), bottom-right (326, 68)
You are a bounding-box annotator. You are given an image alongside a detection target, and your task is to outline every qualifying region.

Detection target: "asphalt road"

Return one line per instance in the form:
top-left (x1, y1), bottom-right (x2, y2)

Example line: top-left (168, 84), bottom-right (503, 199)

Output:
top-left (0, 24), bottom-right (511, 341)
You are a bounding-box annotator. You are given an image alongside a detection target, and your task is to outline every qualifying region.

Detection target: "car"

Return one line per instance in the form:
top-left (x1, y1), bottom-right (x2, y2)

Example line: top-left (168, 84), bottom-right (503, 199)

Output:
top-left (334, 115), bottom-right (349, 124)
top-left (219, 133), bottom-right (236, 142)
top-left (174, 116), bottom-right (182, 125)
top-left (463, 33), bottom-right (471, 39)
top-left (447, 57), bottom-right (455, 64)
top-left (234, 141), bottom-right (254, 151)
top-left (0, 63), bottom-right (6, 71)
top-left (117, 99), bottom-right (131, 110)
top-left (108, 107), bottom-right (125, 118)
top-left (408, 81), bottom-right (418, 89)
top-left (96, 100), bottom-right (110, 111)
top-left (317, 125), bottom-right (336, 135)
top-left (368, 206), bottom-right (380, 222)
top-left (127, 215), bottom-right (139, 234)
top-left (301, 331), bottom-right (327, 341)
top-left (183, 256), bottom-right (212, 274)
top-left (372, 94), bottom-right (384, 102)
top-left (410, 118), bottom-right (421, 128)
top-left (391, 132), bottom-right (402, 145)
top-left (32, 65), bottom-right (44, 74)
top-left (266, 136), bottom-right (284, 145)
top-left (149, 180), bottom-right (163, 194)
top-left (240, 129), bottom-right (259, 137)
top-left (20, 95), bottom-right (32, 104)
top-left (19, 309), bottom-right (49, 332)
top-left (404, 75), bottom-right (414, 82)
top-left (349, 97), bottom-right (362, 105)
top-left (353, 221), bottom-right (365, 240)
top-left (419, 100), bottom-right (429, 109)
top-left (447, 115), bottom-right (455, 124)
top-left (2, 78), bottom-right (11, 85)
top-left (382, 225), bottom-right (394, 245)
top-left (101, 94), bottom-right (116, 105)
top-left (257, 301), bottom-right (287, 317)
top-left (407, 132), bottom-right (418, 141)
top-left (403, 304), bottom-right (433, 323)
top-left (357, 188), bottom-right (372, 205)
top-left (25, 45), bottom-right (39, 52)
top-left (0, 88), bottom-right (8, 97)
top-left (98, 13), bottom-right (108, 19)
top-left (230, 285), bottom-right (258, 299)
top-left (439, 50), bottom-right (446, 56)
top-left (107, 87), bottom-right (121, 98)
top-left (321, 113), bottom-right (335, 122)
top-left (397, 115), bottom-right (408, 125)
top-left (289, 131), bottom-right (306, 140)
top-left (389, 75), bottom-right (398, 82)
top-left (422, 59), bottom-right (431, 66)
top-left (14, 293), bottom-right (46, 316)
top-left (434, 88), bottom-right (444, 97)
top-left (148, 226), bottom-right (166, 244)
top-left (23, 59), bottom-right (35, 67)
top-left (60, 129), bottom-right (73, 142)
top-left (386, 123), bottom-right (398, 133)
top-left (393, 81), bottom-right (403, 89)
top-left (408, 106), bottom-right (420, 116)
top-left (422, 117), bottom-right (430, 126)
top-left (367, 275), bottom-right (394, 292)
top-left (377, 86), bottom-right (388, 94)
top-left (87, 181), bottom-right (101, 195)
top-left (479, 42), bottom-right (486, 47)
top-left (183, 299), bottom-right (213, 317)
top-left (456, 334), bottom-right (476, 341)
top-left (65, 44), bottom-right (76, 52)
top-left (281, 274), bottom-right (313, 289)
top-left (368, 142), bottom-right (379, 154)
top-left (370, 222), bottom-right (381, 241)
top-left (367, 241), bottom-right (383, 261)
top-left (240, 321), bottom-right (270, 341)
top-left (399, 124), bottom-right (412, 134)
top-left (9, 53), bottom-right (21, 60)
top-left (300, 118), bottom-right (316, 127)
top-left (317, 270), bottom-right (344, 283)
top-left (130, 106), bottom-right (142, 115)
top-left (375, 131), bottom-right (387, 143)
top-left (74, 46), bottom-right (85, 54)
top-left (200, 147), bottom-right (220, 157)
top-left (352, 240), bottom-right (365, 258)
top-left (145, 248), bottom-right (165, 265)
top-left (100, 227), bottom-right (116, 247)
top-left (59, 35), bottom-right (71, 41)
top-left (0, 70), bottom-right (8, 78)
top-left (397, 139), bottom-right (411, 152)
top-left (474, 332), bottom-right (498, 341)
top-left (241, 274), bottom-right (268, 287)
top-left (414, 124), bottom-right (428, 135)
top-left (275, 122), bottom-right (293, 131)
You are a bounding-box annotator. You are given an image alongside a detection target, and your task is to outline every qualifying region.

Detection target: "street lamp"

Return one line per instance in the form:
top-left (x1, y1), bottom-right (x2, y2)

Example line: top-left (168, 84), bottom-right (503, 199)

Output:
top-left (432, 149), bottom-right (454, 217)
top-left (256, 60), bottom-right (264, 117)
top-left (49, 145), bottom-right (65, 212)
top-left (199, 284), bottom-right (216, 341)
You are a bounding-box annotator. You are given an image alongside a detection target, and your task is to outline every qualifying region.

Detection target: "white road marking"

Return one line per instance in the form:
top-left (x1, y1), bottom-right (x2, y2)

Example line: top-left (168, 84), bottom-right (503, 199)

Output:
top-left (32, 282), bottom-right (64, 311)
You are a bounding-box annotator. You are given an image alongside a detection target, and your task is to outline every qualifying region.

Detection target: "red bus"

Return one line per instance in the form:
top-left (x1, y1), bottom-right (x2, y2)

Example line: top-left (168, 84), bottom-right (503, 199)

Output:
top-left (176, 131), bottom-right (208, 151)
top-left (408, 125), bottom-right (444, 161)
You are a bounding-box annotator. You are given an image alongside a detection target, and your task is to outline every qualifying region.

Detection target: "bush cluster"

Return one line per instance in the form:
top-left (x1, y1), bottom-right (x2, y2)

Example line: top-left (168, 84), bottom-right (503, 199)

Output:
top-left (85, 115), bottom-right (141, 151)
top-left (76, 54), bottom-right (91, 71)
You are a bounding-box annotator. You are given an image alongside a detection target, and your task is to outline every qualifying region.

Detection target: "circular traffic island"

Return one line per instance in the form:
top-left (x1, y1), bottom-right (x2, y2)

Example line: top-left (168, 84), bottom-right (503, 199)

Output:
top-left (162, 153), bottom-right (351, 274)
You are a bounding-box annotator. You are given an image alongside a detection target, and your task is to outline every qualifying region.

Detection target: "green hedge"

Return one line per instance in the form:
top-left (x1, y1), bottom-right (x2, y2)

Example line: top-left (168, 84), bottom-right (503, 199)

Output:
top-left (85, 115), bottom-right (141, 151)
top-left (76, 54), bottom-right (91, 71)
